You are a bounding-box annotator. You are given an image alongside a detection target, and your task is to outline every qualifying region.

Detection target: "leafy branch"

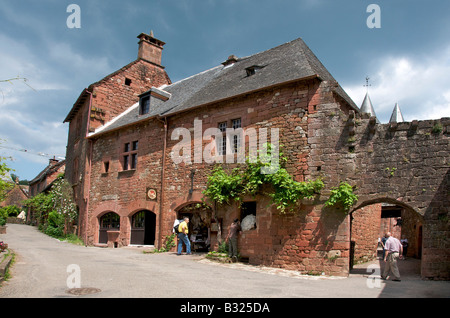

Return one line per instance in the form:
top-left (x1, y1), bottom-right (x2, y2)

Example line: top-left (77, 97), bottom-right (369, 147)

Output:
top-left (202, 144), bottom-right (324, 214)
top-left (324, 182), bottom-right (358, 212)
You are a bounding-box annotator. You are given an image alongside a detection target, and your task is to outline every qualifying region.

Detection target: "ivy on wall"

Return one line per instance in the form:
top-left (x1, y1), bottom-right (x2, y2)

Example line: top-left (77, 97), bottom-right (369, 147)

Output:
top-left (202, 144), bottom-right (324, 214)
top-left (202, 144), bottom-right (358, 214)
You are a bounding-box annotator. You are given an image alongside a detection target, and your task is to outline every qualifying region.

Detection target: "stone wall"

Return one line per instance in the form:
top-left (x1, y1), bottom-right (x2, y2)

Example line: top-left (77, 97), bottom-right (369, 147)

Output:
top-left (307, 99), bottom-right (449, 279)
top-left (83, 73), bottom-right (449, 279)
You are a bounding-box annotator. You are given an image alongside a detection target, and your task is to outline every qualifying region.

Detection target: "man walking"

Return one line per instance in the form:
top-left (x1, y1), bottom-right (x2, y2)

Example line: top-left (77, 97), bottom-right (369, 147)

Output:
top-left (177, 217), bottom-right (191, 255)
top-left (381, 232), bottom-right (403, 281)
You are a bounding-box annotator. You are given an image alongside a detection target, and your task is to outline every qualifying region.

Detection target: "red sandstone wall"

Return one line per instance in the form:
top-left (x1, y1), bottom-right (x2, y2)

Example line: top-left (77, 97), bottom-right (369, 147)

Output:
top-left (65, 59), bottom-right (170, 242)
top-left (351, 203), bottom-right (382, 264)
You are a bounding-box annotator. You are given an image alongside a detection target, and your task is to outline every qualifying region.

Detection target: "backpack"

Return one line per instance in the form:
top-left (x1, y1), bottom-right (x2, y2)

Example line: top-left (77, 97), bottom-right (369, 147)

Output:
top-left (173, 220), bottom-right (180, 234)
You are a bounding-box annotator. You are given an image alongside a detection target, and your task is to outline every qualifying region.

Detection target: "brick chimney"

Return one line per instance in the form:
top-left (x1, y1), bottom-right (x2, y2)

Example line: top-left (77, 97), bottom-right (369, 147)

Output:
top-left (137, 30), bottom-right (165, 66)
top-left (49, 158), bottom-right (59, 166)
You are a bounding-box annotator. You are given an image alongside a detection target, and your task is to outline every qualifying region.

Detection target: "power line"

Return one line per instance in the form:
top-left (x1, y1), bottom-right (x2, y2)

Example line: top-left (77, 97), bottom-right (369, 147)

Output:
top-left (0, 145), bottom-right (65, 160)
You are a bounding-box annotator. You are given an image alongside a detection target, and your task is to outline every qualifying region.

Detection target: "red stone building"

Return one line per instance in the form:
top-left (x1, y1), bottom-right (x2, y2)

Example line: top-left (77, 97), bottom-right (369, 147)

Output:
top-left (63, 32), bottom-right (171, 245)
top-left (28, 158), bottom-right (66, 197)
top-left (64, 32), bottom-right (449, 279)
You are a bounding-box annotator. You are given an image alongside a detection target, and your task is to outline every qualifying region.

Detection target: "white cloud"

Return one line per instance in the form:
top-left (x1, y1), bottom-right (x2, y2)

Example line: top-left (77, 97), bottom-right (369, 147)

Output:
top-left (344, 47), bottom-right (450, 123)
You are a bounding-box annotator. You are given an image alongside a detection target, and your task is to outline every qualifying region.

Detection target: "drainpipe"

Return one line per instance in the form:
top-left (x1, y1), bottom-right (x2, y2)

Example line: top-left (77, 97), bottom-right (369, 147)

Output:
top-left (157, 116), bottom-right (168, 250)
top-left (84, 89), bottom-right (93, 247)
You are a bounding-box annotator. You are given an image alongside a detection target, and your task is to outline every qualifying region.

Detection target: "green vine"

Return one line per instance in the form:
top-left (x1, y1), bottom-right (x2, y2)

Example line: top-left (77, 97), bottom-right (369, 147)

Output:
top-left (324, 182), bottom-right (358, 212)
top-left (22, 175), bottom-right (78, 237)
top-left (202, 144), bottom-right (324, 213)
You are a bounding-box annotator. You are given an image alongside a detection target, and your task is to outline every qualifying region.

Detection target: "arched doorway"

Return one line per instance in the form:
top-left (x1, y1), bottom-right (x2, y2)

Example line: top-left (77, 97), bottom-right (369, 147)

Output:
top-left (99, 212), bottom-right (120, 244)
top-left (176, 202), bottom-right (212, 252)
top-left (130, 210), bottom-right (156, 246)
top-left (349, 199), bottom-right (423, 276)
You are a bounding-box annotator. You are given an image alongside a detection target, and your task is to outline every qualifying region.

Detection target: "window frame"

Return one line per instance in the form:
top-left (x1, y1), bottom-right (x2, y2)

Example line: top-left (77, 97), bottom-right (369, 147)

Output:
top-left (122, 140), bottom-right (138, 171)
top-left (216, 118), bottom-right (242, 156)
top-left (139, 95), bottom-right (150, 115)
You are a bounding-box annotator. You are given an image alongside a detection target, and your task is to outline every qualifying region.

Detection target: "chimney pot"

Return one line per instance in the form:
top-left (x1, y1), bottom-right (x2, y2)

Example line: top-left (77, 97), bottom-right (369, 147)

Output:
top-left (222, 54), bottom-right (238, 66)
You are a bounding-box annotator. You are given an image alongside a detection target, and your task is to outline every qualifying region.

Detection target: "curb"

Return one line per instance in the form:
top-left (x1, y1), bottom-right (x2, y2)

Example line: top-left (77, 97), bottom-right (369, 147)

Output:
top-left (0, 250), bottom-right (13, 282)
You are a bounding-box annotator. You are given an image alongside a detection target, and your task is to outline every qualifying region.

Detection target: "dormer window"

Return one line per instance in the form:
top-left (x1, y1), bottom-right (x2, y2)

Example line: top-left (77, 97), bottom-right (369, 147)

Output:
top-left (140, 95), bottom-right (150, 115)
top-left (139, 87), bottom-right (171, 116)
top-left (245, 65), bottom-right (265, 77)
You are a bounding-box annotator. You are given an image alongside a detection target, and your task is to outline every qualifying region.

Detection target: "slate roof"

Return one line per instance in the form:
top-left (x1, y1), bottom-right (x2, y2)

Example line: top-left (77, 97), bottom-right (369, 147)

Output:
top-left (90, 37), bottom-right (358, 137)
top-left (29, 160), bottom-right (66, 185)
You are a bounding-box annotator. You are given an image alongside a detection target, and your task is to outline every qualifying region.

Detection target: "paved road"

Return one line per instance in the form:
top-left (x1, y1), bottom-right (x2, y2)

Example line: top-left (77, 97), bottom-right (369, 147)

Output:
top-left (1, 224), bottom-right (449, 299)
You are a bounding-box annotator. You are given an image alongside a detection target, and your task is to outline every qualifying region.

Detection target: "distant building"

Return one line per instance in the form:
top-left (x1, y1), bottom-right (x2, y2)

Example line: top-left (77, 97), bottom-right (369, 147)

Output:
top-left (0, 178), bottom-right (29, 209)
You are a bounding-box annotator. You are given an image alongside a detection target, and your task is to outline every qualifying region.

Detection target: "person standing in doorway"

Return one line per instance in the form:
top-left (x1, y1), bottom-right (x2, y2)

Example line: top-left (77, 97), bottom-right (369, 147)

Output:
top-left (226, 218), bottom-right (242, 262)
top-left (382, 232), bottom-right (403, 282)
top-left (401, 237), bottom-right (409, 260)
top-left (177, 217), bottom-right (191, 255)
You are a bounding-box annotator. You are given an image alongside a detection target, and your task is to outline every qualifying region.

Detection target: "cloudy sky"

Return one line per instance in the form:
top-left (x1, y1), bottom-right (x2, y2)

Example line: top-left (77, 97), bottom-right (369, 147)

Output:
top-left (0, 0), bottom-right (449, 181)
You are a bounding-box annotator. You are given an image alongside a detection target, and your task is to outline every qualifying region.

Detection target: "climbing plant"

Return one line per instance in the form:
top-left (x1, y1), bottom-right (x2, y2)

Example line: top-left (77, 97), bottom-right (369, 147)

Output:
top-left (202, 144), bottom-right (324, 214)
top-left (22, 175), bottom-right (77, 237)
top-left (324, 182), bottom-right (358, 212)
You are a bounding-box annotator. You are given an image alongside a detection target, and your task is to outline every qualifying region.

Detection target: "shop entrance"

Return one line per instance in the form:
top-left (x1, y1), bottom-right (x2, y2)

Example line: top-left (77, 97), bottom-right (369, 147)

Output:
top-left (130, 210), bottom-right (156, 245)
top-left (99, 212), bottom-right (120, 244)
top-left (176, 203), bottom-right (212, 252)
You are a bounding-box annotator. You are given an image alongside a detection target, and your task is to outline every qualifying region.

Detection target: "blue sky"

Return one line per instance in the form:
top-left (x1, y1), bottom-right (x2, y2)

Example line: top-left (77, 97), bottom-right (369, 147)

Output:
top-left (1, 0), bottom-right (449, 181)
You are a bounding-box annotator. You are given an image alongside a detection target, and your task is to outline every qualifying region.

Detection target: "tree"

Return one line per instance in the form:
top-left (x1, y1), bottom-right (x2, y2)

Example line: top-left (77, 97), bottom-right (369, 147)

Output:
top-left (0, 140), bottom-right (13, 202)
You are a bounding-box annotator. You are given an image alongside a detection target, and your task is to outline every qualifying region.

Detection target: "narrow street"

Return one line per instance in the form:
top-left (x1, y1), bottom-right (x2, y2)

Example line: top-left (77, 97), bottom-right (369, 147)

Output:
top-left (1, 224), bottom-right (449, 299)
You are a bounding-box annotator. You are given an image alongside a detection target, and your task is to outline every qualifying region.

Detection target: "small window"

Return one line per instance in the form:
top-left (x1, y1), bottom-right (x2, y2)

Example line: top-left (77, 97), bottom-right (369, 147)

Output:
top-left (123, 155), bottom-right (129, 170)
top-left (241, 202), bottom-right (256, 219)
top-left (131, 153), bottom-right (137, 169)
top-left (217, 122), bottom-right (227, 156)
top-left (100, 212), bottom-right (120, 229)
top-left (122, 140), bottom-right (138, 171)
top-left (132, 211), bottom-right (145, 228)
top-left (245, 65), bottom-right (264, 77)
top-left (104, 161), bottom-right (110, 173)
top-left (140, 96), bottom-right (150, 115)
top-left (241, 202), bottom-right (257, 230)
top-left (231, 118), bottom-right (242, 154)
top-left (125, 78), bottom-right (132, 86)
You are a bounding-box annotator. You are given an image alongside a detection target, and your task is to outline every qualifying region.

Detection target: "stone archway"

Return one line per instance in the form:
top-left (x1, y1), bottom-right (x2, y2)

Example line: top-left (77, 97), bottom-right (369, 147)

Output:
top-left (175, 202), bottom-right (213, 252)
top-left (349, 198), bottom-right (423, 276)
top-left (98, 211), bottom-right (120, 245)
top-left (129, 210), bottom-right (156, 246)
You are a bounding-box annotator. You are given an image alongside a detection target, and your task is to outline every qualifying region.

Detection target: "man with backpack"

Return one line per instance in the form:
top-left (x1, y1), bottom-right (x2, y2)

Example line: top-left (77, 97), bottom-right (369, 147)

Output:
top-left (175, 217), bottom-right (191, 255)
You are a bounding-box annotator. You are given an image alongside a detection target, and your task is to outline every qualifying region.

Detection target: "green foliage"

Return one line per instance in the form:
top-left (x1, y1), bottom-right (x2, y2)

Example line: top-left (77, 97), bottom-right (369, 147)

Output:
top-left (218, 240), bottom-right (229, 254)
top-left (22, 192), bottom-right (54, 221)
top-left (432, 123), bottom-right (443, 134)
top-left (0, 208), bottom-right (7, 226)
top-left (324, 182), bottom-right (358, 212)
top-left (0, 141), bottom-right (13, 202)
top-left (22, 176), bottom-right (78, 239)
top-left (150, 233), bottom-right (176, 253)
top-left (45, 210), bottom-right (65, 237)
top-left (0, 205), bottom-right (20, 217)
top-left (202, 144), bottom-right (324, 214)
